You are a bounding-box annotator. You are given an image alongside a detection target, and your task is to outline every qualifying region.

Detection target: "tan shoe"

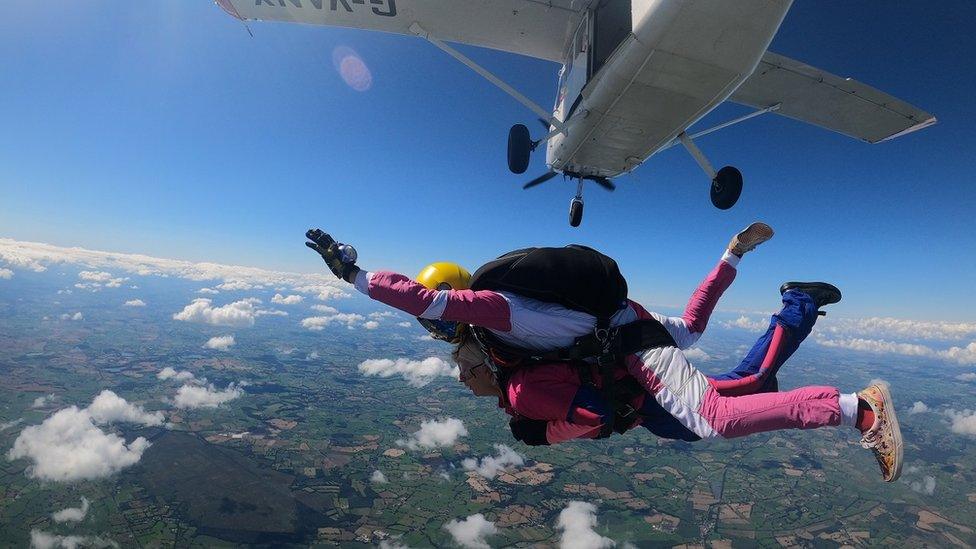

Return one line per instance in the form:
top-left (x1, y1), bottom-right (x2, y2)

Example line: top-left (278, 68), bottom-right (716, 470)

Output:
top-left (857, 382), bottom-right (904, 482)
top-left (728, 222), bottom-right (774, 257)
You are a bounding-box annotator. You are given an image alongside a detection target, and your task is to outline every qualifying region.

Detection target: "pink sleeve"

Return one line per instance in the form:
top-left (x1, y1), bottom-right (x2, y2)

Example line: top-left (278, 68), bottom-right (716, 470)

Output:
top-left (366, 271), bottom-right (511, 331)
top-left (682, 259), bottom-right (736, 334)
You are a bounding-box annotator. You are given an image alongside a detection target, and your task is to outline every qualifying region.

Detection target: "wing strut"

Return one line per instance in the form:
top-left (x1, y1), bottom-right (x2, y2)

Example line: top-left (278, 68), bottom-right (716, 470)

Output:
top-left (409, 22), bottom-right (566, 134)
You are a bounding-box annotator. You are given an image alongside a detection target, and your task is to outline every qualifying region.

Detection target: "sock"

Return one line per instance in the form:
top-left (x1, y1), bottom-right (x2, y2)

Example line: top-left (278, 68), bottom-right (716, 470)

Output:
top-left (721, 250), bottom-right (741, 268)
top-left (856, 398), bottom-right (876, 433)
top-left (839, 392), bottom-right (859, 428)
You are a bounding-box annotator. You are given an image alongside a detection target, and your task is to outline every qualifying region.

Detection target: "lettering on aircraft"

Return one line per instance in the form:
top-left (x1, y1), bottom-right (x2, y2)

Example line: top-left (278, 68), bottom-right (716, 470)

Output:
top-left (256, 0), bottom-right (397, 17)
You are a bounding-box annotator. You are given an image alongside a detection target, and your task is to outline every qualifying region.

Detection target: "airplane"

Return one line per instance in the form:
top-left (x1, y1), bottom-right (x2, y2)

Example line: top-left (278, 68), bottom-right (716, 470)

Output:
top-left (215, 0), bottom-right (936, 226)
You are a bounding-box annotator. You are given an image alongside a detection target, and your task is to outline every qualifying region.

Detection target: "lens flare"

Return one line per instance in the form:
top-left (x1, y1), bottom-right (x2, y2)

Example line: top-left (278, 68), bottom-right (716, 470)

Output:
top-left (332, 46), bottom-right (372, 92)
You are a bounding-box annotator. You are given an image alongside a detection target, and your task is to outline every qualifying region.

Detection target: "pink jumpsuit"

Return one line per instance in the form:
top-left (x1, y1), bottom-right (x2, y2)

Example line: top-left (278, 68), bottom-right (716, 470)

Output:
top-left (353, 252), bottom-right (843, 444)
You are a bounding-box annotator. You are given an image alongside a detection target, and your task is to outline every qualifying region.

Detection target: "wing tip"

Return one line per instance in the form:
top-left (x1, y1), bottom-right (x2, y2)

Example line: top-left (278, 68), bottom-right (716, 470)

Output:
top-left (215, 0), bottom-right (244, 21)
top-left (875, 115), bottom-right (938, 143)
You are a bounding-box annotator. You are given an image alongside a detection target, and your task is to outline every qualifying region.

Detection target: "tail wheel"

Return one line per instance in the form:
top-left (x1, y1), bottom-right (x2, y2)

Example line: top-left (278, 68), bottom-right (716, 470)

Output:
top-left (569, 199), bottom-right (584, 227)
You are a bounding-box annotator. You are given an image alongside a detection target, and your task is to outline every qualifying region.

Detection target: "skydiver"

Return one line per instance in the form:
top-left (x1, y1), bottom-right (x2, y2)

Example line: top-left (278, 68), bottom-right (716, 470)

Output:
top-left (305, 225), bottom-right (903, 482)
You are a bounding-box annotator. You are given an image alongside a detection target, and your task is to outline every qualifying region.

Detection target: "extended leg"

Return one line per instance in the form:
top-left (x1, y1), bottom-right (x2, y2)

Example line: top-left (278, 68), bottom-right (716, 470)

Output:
top-left (708, 289), bottom-right (819, 395)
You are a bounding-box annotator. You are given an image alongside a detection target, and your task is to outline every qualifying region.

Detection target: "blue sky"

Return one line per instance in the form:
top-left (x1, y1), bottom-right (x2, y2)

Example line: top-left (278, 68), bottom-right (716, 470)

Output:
top-left (1, 1), bottom-right (973, 320)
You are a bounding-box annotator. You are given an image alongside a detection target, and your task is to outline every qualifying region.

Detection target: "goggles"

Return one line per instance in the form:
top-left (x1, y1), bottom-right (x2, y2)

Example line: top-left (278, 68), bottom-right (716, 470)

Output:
top-left (417, 318), bottom-right (463, 343)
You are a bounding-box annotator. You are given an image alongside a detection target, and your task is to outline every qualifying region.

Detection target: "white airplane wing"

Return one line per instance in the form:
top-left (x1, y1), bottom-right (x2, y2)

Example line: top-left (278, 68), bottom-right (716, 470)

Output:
top-left (215, 0), bottom-right (583, 62)
top-left (730, 51), bottom-right (936, 143)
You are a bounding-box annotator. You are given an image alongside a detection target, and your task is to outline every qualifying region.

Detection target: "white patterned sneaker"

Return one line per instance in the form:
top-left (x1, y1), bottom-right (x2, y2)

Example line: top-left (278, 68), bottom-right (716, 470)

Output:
top-left (857, 382), bottom-right (904, 482)
top-left (728, 222), bottom-right (774, 257)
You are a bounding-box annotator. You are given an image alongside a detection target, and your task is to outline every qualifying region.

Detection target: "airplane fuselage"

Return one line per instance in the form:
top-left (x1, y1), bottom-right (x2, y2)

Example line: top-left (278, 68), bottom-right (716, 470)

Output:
top-left (546, 0), bottom-right (793, 178)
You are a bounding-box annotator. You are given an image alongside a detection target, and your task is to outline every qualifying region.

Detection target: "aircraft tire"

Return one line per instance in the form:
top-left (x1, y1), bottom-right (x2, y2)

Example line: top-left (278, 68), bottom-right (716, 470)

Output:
top-left (569, 199), bottom-right (584, 227)
top-left (508, 124), bottom-right (531, 174)
top-left (711, 166), bottom-right (743, 210)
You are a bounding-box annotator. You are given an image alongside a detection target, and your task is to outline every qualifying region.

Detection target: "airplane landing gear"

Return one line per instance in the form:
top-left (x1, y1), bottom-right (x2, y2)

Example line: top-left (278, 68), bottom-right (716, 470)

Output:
top-left (710, 166), bottom-right (743, 210)
top-left (507, 124), bottom-right (532, 174)
top-left (678, 132), bottom-right (743, 211)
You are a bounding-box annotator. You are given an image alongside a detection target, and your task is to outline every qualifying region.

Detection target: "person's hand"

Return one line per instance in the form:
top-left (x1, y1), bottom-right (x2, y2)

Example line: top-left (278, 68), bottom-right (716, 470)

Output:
top-left (305, 229), bottom-right (360, 283)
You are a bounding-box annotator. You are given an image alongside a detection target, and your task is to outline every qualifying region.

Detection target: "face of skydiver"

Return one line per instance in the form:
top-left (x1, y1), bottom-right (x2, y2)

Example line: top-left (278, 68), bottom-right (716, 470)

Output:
top-left (453, 339), bottom-right (501, 398)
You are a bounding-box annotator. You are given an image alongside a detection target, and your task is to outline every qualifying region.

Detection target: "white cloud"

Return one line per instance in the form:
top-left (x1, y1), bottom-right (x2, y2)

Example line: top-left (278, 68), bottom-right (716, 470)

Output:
top-left (370, 470), bottom-right (388, 484)
top-left (363, 320), bottom-right (380, 330)
top-left (52, 497), bottom-right (90, 523)
top-left (294, 283), bottom-right (351, 301)
top-left (719, 316), bottom-right (767, 331)
top-left (301, 312), bottom-right (365, 331)
top-left (30, 529), bottom-right (117, 549)
top-left (32, 394), bottom-right (56, 408)
top-left (204, 335), bottom-right (236, 351)
top-left (369, 311), bottom-right (395, 319)
top-left (956, 372), bottom-right (976, 382)
top-left (358, 357), bottom-right (459, 387)
top-left (78, 271), bottom-right (113, 283)
top-left (682, 347), bottom-right (711, 362)
top-left (157, 367), bottom-right (195, 382)
top-left (86, 390), bottom-right (165, 426)
top-left (216, 280), bottom-right (262, 291)
top-left (397, 418), bottom-right (468, 450)
top-left (1, 419), bottom-right (24, 432)
top-left (910, 475), bottom-right (937, 495)
top-left (556, 501), bottom-right (615, 549)
top-left (255, 309), bottom-right (288, 317)
top-left (908, 401), bottom-right (929, 415)
top-left (379, 541), bottom-right (410, 549)
top-left (173, 298), bottom-right (258, 328)
top-left (76, 270), bottom-right (128, 290)
top-left (815, 337), bottom-right (976, 365)
top-left (0, 268), bottom-right (12, 279)
top-left (310, 304), bottom-right (338, 314)
top-left (60, 312), bottom-right (83, 321)
top-left (173, 383), bottom-right (243, 409)
top-left (397, 322), bottom-right (412, 328)
top-left (945, 409), bottom-right (976, 437)
top-left (7, 391), bottom-right (162, 482)
top-left (461, 444), bottom-right (525, 479)
top-left (197, 287), bottom-right (219, 294)
top-left (123, 299), bottom-right (146, 307)
top-left (443, 514), bottom-right (498, 549)
top-left (272, 293), bottom-right (304, 305)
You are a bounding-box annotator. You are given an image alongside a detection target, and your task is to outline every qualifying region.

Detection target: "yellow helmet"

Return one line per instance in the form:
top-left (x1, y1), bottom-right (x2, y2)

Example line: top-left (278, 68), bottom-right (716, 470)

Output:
top-left (416, 262), bottom-right (472, 291)
top-left (415, 262), bottom-right (471, 343)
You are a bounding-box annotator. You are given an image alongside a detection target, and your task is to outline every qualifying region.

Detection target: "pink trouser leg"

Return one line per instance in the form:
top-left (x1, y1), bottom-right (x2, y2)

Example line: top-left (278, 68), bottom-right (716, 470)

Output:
top-left (699, 385), bottom-right (842, 439)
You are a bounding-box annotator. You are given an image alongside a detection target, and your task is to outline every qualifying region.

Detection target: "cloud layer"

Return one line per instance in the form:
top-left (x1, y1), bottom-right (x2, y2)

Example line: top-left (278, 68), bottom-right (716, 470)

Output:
top-left (0, 237), bottom-right (350, 304)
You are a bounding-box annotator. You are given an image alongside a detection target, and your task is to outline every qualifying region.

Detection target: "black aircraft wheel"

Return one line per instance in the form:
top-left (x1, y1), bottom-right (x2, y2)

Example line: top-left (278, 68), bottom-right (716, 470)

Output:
top-left (569, 198), bottom-right (584, 227)
top-left (710, 166), bottom-right (743, 210)
top-left (507, 124), bottom-right (531, 174)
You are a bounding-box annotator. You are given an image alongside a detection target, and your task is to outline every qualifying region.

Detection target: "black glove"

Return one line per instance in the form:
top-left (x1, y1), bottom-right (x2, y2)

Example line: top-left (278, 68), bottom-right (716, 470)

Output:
top-left (509, 417), bottom-right (550, 446)
top-left (305, 229), bottom-right (360, 283)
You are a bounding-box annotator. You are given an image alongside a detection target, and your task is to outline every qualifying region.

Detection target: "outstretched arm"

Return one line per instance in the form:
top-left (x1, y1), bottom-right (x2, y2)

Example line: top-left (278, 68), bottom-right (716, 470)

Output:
top-left (305, 229), bottom-right (514, 331)
top-left (355, 270), bottom-right (512, 331)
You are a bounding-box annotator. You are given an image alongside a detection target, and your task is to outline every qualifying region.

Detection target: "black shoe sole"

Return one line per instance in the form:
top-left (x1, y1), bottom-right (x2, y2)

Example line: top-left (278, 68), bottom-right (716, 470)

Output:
top-left (780, 282), bottom-right (842, 308)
